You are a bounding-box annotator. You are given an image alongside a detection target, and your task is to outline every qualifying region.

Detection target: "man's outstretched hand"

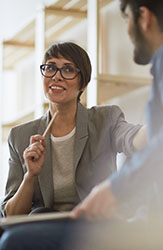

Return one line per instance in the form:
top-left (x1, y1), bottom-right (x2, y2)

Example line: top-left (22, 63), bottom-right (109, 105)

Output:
top-left (71, 179), bottom-right (118, 219)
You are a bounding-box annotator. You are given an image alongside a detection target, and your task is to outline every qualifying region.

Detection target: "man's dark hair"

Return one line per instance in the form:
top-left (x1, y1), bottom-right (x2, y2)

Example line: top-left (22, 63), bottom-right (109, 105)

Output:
top-left (120, 0), bottom-right (163, 31)
top-left (43, 42), bottom-right (92, 101)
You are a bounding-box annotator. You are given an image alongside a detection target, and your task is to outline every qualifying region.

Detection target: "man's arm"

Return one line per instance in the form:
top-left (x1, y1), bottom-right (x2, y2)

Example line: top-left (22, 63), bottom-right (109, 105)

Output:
top-left (72, 179), bottom-right (118, 219)
top-left (72, 128), bottom-right (163, 219)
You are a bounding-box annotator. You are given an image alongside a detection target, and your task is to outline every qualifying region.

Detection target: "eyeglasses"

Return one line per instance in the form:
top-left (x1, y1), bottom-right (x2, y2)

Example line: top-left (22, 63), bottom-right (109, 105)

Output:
top-left (40, 64), bottom-right (80, 80)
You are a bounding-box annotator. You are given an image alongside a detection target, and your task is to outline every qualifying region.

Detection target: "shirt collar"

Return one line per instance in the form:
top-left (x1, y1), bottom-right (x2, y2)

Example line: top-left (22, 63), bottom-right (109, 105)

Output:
top-left (150, 46), bottom-right (163, 76)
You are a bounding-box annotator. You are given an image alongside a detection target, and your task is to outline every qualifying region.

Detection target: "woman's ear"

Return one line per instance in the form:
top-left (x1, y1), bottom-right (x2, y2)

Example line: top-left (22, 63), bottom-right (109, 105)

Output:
top-left (80, 87), bottom-right (86, 92)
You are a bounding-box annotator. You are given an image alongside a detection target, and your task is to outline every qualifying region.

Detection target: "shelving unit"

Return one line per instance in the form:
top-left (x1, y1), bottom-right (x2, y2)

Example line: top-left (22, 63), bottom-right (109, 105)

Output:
top-left (1, 0), bottom-right (150, 141)
top-left (3, 0), bottom-right (110, 69)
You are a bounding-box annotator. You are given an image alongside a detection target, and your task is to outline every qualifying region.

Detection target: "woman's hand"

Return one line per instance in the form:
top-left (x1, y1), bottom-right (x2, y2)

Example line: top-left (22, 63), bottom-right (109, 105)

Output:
top-left (23, 134), bottom-right (46, 177)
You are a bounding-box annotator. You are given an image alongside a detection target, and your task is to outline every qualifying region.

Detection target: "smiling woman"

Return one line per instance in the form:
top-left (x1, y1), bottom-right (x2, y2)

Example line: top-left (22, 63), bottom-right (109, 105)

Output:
top-left (1, 42), bottom-right (146, 217)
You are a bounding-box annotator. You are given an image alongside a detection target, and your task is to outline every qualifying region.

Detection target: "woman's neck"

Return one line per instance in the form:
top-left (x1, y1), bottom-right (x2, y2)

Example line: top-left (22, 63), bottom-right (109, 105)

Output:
top-left (49, 102), bottom-right (77, 137)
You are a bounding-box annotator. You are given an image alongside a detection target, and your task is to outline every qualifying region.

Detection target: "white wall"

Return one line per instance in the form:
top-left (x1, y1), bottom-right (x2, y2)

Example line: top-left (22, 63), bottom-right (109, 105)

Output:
top-left (0, 0), bottom-right (57, 40)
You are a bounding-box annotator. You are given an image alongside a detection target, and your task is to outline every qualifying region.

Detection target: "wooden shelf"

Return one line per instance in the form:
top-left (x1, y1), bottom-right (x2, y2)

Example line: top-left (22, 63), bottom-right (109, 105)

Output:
top-left (98, 74), bottom-right (151, 103)
top-left (2, 0), bottom-right (113, 70)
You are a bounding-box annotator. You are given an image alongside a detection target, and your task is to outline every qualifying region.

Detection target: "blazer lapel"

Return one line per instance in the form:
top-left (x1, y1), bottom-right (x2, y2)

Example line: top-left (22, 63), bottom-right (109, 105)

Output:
top-left (37, 111), bottom-right (54, 208)
top-left (37, 105), bottom-right (88, 207)
top-left (74, 103), bottom-right (88, 172)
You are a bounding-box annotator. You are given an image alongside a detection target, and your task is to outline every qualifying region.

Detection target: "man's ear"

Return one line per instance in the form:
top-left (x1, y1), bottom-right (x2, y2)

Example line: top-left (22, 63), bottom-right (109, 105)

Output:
top-left (139, 7), bottom-right (153, 31)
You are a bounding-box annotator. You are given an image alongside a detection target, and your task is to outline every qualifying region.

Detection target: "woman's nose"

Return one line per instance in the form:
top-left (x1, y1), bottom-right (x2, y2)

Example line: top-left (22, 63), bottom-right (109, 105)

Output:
top-left (52, 69), bottom-right (62, 80)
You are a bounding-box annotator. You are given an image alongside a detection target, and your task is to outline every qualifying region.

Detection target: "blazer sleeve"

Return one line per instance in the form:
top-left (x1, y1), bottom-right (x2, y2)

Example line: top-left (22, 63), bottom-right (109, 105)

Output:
top-left (1, 128), bottom-right (25, 216)
top-left (110, 105), bottom-right (142, 157)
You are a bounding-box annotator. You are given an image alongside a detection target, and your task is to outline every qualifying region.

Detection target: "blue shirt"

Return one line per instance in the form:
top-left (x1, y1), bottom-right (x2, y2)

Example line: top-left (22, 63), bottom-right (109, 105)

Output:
top-left (110, 46), bottom-right (163, 209)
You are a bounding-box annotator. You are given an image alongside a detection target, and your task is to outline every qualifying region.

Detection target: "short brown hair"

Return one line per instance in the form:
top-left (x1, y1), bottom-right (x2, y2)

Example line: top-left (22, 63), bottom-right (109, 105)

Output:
top-left (43, 42), bottom-right (92, 92)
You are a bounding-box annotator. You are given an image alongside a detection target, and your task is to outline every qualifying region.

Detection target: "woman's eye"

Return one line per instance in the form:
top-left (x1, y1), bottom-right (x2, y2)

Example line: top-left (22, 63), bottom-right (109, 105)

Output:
top-left (65, 66), bottom-right (74, 72)
top-left (46, 65), bottom-right (55, 71)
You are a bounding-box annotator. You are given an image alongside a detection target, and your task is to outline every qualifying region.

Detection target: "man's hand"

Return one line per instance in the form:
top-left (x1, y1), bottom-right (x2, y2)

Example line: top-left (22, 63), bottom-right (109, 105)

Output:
top-left (71, 179), bottom-right (118, 219)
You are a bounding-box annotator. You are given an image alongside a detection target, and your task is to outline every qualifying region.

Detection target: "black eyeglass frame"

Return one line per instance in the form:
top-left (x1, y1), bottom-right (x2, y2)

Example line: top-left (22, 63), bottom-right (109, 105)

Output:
top-left (40, 64), bottom-right (80, 80)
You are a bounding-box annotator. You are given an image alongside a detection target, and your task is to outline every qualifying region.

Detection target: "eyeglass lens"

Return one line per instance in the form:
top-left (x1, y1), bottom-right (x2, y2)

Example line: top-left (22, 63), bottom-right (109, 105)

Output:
top-left (41, 64), bottom-right (79, 79)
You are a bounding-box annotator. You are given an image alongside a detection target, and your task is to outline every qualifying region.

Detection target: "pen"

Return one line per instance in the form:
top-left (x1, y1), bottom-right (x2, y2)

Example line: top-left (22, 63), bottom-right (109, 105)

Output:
top-left (43, 111), bottom-right (58, 137)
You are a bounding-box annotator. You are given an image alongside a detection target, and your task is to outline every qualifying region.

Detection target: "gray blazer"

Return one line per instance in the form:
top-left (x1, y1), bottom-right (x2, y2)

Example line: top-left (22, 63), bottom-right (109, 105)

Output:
top-left (1, 103), bottom-right (141, 215)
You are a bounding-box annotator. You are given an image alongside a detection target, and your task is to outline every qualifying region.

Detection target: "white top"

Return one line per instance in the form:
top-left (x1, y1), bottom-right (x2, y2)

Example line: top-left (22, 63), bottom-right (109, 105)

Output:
top-left (50, 127), bottom-right (77, 211)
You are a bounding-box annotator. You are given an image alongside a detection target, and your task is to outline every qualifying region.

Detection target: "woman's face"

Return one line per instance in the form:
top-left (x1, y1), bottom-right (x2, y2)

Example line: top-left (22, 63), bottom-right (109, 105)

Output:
top-left (43, 55), bottom-right (81, 106)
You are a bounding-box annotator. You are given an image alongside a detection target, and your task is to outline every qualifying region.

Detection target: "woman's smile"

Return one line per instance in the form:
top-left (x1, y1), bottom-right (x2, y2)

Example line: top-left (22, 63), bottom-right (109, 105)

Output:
top-left (49, 84), bottom-right (66, 93)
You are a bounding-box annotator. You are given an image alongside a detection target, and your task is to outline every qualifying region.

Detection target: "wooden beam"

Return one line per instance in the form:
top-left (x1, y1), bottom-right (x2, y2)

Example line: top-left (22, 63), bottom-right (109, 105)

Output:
top-left (45, 7), bottom-right (87, 18)
top-left (46, 19), bottom-right (82, 43)
top-left (100, 0), bottom-right (114, 8)
top-left (3, 49), bottom-right (34, 69)
top-left (98, 74), bottom-right (151, 86)
top-left (3, 40), bottom-right (34, 48)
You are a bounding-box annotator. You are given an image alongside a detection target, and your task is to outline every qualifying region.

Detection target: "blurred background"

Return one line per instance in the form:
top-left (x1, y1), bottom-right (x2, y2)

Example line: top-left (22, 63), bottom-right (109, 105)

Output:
top-left (0, 0), bottom-right (151, 198)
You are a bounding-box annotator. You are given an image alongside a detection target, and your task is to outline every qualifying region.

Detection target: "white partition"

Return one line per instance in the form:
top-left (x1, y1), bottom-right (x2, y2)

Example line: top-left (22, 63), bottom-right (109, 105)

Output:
top-left (86, 0), bottom-right (99, 107)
